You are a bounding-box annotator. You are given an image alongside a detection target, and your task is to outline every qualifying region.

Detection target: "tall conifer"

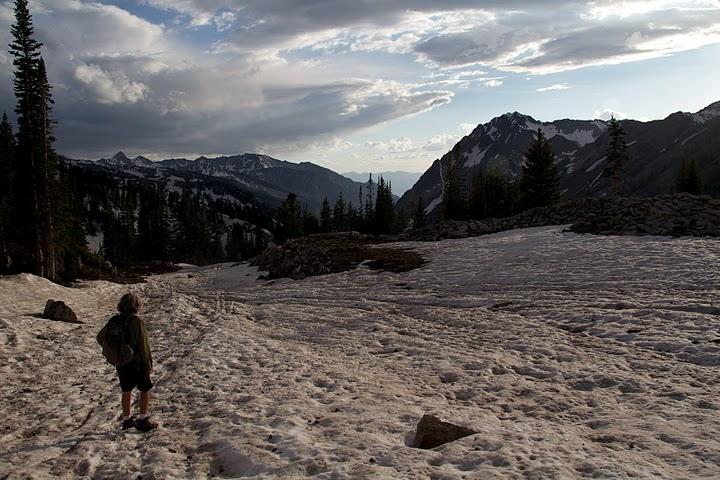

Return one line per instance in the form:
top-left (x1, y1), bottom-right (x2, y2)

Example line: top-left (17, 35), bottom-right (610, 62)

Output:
top-left (606, 116), bottom-right (627, 197)
top-left (519, 129), bottom-right (560, 209)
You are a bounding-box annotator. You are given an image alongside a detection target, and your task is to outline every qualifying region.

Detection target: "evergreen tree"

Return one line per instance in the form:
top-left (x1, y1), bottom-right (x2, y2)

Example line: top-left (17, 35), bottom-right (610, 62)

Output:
top-left (0, 113), bottom-right (16, 260)
top-left (278, 192), bottom-right (303, 241)
top-left (137, 184), bottom-right (170, 261)
top-left (9, 0), bottom-right (60, 279)
top-left (469, 169), bottom-right (518, 220)
top-left (333, 193), bottom-right (347, 231)
top-left (606, 116), bottom-right (627, 197)
top-left (364, 174), bottom-right (375, 227)
top-left (442, 146), bottom-right (464, 220)
top-left (302, 206), bottom-right (319, 236)
top-left (320, 196), bottom-right (332, 233)
top-left (413, 197), bottom-right (426, 230)
top-left (675, 159), bottom-right (703, 195)
top-left (374, 176), bottom-right (395, 234)
top-left (519, 129), bottom-right (560, 209)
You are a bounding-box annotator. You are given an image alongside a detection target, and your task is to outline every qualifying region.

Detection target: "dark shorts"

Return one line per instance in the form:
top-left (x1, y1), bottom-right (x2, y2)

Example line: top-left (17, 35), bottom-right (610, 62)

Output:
top-left (116, 364), bottom-right (153, 393)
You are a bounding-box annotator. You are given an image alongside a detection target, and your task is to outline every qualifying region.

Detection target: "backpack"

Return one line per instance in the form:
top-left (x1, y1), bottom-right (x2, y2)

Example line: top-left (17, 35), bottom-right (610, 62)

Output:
top-left (97, 314), bottom-right (135, 366)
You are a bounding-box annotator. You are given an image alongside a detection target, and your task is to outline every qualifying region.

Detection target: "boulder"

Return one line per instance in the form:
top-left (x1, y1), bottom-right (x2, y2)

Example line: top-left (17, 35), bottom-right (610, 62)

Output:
top-left (43, 300), bottom-right (80, 323)
top-left (410, 414), bottom-right (477, 449)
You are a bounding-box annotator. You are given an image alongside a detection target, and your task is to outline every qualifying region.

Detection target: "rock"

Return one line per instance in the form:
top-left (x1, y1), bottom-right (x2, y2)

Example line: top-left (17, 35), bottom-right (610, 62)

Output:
top-left (43, 300), bottom-right (80, 323)
top-left (397, 194), bottom-right (720, 242)
top-left (410, 414), bottom-right (477, 449)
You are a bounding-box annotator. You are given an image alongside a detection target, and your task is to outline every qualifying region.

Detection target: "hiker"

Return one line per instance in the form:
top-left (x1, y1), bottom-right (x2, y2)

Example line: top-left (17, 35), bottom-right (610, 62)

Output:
top-left (98, 293), bottom-right (158, 432)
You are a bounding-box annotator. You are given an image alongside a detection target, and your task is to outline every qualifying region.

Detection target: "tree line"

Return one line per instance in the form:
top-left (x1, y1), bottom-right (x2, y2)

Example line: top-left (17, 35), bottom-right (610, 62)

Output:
top-left (275, 174), bottom-right (404, 242)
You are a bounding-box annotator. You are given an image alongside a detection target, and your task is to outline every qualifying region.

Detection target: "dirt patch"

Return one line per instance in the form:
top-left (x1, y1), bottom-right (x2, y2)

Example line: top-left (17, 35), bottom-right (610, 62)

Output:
top-left (252, 233), bottom-right (426, 280)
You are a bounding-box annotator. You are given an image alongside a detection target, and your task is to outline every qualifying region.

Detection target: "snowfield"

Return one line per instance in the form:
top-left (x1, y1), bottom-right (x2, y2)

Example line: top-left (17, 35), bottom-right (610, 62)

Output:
top-left (1, 226), bottom-right (720, 479)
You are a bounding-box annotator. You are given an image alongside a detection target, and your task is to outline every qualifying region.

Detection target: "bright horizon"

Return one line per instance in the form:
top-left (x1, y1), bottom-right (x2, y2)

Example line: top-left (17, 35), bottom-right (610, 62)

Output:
top-left (1, 0), bottom-right (719, 173)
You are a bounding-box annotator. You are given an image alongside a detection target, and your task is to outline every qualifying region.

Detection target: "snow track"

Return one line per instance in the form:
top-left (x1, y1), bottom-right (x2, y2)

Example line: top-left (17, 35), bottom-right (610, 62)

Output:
top-left (1, 227), bottom-right (719, 479)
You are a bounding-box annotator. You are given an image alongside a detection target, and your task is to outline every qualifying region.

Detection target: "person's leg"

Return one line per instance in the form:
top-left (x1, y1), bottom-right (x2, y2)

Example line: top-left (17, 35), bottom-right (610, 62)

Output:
top-left (135, 389), bottom-right (158, 431)
top-left (121, 391), bottom-right (132, 418)
top-left (139, 390), bottom-right (150, 416)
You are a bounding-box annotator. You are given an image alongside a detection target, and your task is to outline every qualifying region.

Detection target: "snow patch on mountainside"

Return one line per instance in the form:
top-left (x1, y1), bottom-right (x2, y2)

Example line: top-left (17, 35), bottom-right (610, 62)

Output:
top-left (525, 122), bottom-right (601, 147)
top-left (693, 102), bottom-right (720, 124)
top-left (464, 144), bottom-right (491, 168)
top-left (681, 128), bottom-right (707, 146)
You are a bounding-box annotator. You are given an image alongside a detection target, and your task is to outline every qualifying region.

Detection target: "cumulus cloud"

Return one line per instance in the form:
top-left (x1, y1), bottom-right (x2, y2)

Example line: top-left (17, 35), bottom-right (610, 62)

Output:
top-left (537, 83), bottom-right (571, 92)
top-left (74, 63), bottom-right (148, 104)
top-left (594, 108), bottom-right (628, 120)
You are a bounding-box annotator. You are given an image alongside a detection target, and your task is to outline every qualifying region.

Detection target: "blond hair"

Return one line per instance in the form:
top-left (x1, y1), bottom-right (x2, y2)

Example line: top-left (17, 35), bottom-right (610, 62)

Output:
top-left (117, 292), bottom-right (142, 314)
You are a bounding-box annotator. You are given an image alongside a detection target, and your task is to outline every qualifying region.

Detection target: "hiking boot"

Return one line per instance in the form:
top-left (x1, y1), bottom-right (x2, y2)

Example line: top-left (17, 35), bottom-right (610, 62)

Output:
top-left (135, 417), bottom-right (158, 432)
top-left (121, 417), bottom-right (136, 430)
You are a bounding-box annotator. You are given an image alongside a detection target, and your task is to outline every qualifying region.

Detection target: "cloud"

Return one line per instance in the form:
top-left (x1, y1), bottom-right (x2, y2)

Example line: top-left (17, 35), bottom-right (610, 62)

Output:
top-left (74, 63), bottom-right (148, 104)
top-left (594, 108), bottom-right (628, 120)
top-left (483, 79), bottom-right (503, 88)
top-left (537, 83), bottom-right (571, 92)
top-left (2, 0), bottom-right (718, 165)
top-left (142, 1), bottom-right (720, 75)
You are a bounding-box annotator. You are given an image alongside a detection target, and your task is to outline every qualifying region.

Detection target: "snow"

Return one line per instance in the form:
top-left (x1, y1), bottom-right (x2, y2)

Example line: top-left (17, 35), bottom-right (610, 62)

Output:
top-left (524, 122), bottom-right (601, 147)
top-left (464, 145), bottom-right (490, 168)
top-left (559, 128), bottom-right (599, 147)
top-left (2, 227), bottom-right (720, 478)
top-left (86, 232), bottom-right (103, 254)
top-left (681, 128), bottom-right (706, 146)
top-left (692, 104), bottom-right (720, 124)
top-left (586, 156), bottom-right (607, 173)
top-left (424, 195), bottom-right (442, 214)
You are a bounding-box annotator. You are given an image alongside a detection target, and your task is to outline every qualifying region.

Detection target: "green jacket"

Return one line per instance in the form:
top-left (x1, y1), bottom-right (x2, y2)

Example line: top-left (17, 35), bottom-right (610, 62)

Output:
top-left (123, 313), bottom-right (153, 370)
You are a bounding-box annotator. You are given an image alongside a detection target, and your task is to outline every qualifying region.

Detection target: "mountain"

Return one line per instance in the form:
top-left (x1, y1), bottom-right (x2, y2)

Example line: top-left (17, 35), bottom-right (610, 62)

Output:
top-left (74, 153), bottom-right (376, 214)
top-left (397, 101), bottom-right (720, 214)
top-left (97, 151), bottom-right (156, 169)
top-left (342, 171), bottom-right (423, 196)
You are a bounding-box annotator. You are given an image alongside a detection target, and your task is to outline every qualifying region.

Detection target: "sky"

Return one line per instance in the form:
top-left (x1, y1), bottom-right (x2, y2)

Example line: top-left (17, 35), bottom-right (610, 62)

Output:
top-left (0, 0), bottom-right (719, 173)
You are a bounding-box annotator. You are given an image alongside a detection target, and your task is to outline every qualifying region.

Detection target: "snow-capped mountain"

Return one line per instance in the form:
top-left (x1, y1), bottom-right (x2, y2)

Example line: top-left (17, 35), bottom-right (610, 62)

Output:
top-left (73, 152), bottom-right (375, 213)
top-left (96, 151), bottom-right (156, 169)
top-left (397, 100), bottom-right (720, 213)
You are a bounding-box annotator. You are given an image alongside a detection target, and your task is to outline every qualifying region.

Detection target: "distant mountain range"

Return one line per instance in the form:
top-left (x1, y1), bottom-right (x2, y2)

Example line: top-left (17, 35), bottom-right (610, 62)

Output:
top-left (69, 152), bottom-right (377, 214)
top-left (342, 171), bottom-right (422, 196)
top-left (397, 101), bottom-right (720, 214)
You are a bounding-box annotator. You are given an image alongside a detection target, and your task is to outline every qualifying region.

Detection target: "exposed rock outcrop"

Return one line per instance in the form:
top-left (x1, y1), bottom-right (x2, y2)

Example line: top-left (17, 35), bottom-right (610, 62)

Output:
top-left (43, 300), bottom-right (80, 323)
top-left (398, 194), bottom-right (720, 242)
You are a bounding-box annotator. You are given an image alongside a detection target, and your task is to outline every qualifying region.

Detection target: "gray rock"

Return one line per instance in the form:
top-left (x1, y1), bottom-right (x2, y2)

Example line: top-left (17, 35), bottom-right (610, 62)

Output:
top-left (410, 414), bottom-right (477, 449)
top-left (43, 300), bottom-right (80, 323)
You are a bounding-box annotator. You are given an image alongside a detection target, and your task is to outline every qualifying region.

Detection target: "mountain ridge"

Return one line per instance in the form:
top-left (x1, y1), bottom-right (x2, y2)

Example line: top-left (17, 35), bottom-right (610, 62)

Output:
top-left (397, 100), bottom-right (720, 214)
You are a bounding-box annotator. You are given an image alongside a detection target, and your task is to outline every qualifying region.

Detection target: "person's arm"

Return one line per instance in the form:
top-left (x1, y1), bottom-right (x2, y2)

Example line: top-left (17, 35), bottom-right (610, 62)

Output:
top-left (128, 315), bottom-right (153, 371)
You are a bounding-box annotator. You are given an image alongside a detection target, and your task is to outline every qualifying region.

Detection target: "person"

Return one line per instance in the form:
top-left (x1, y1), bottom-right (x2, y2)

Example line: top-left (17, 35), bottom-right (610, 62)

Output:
top-left (113, 292), bottom-right (158, 432)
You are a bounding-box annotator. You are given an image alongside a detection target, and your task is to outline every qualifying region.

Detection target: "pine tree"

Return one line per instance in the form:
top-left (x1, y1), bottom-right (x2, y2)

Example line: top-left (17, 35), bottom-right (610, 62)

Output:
top-left (9, 0), bottom-right (59, 279)
top-left (469, 169), bottom-right (518, 220)
top-left (519, 129), bottom-right (560, 209)
top-left (320, 196), bottom-right (332, 233)
top-left (137, 184), bottom-right (170, 261)
top-left (442, 146), bottom-right (464, 220)
top-left (364, 174), bottom-right (375, 227)
top-left (0, 113), bottom-right (16, 259)
top-left (413, 197), bottom-right (426, 230)
top-left (333, 193), bottom-right (347, 231)
top-left (374, 176), bottom-right (395, 234)
top-left (606, 116), bottom-right (627, 197)
top-left (278, 192), bottom-right (303, 242)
